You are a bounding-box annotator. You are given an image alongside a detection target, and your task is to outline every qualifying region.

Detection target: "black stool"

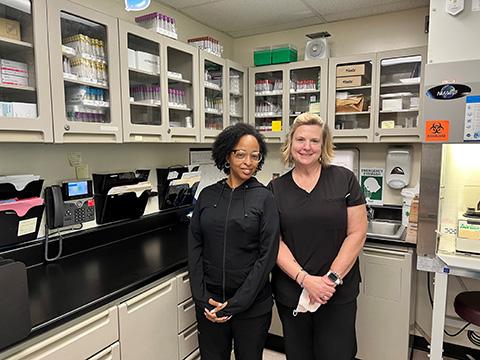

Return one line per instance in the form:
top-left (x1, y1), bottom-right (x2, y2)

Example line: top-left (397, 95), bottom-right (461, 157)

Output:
top-left (454, 291), bottom-right (480, 326)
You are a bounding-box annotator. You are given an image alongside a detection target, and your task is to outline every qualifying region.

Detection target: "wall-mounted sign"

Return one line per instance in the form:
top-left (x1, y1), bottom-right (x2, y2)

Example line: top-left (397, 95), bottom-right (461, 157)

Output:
top-left (360, 168), bottom-right (384, 206)
top-left (425, 120), bottom-right (450, 142)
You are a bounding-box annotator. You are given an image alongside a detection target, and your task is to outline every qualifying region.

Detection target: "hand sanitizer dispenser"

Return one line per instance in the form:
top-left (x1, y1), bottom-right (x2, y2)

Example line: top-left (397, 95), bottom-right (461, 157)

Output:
top-left (386, 147), bottom-right (412, 189)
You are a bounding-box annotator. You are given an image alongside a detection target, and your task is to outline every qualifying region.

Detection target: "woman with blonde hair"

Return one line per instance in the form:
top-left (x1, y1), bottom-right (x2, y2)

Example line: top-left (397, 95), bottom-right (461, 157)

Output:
top-left (269, 113), bottom-right (367, 360)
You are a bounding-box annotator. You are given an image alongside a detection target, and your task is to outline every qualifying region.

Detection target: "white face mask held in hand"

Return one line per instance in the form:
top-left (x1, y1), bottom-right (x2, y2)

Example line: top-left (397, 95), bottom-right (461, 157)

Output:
top-left (293, 289), bottom-right (321, 316)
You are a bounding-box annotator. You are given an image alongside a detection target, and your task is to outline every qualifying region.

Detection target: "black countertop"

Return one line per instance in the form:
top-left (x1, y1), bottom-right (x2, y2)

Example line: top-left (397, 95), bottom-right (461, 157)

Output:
top-left (26, 223), bottom-right (188, 334)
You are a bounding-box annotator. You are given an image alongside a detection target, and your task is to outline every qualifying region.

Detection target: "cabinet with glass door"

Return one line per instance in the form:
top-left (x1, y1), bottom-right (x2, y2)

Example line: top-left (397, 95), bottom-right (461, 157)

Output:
top-left (328, 54), bottom-right (377, 143)
top-left (162, 37), bottom-right (199, 142)
top-left (47, 0), bottom-right (122, 143)
top-left (249, 65), bottom-right (286, 143)
top-left (119, 20), bottom-right (165, 143)
top-left (226, 60), bottom-right (247, 127)
top-left (374, 46), bottom-right (426, 143)
top-left (0, 0), bottom-right (52, 142)
top-left (200, 51), bottom-right (226, 142)
top-left (286, 59), bottom-right (328, 129)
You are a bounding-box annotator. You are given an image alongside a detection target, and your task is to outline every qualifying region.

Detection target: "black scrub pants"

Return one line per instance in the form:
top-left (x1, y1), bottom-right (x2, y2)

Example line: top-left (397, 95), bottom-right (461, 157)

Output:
top-left (196, 307), bottom-right (272, 360)
top-left (277, 300), bottom-right (357, 360)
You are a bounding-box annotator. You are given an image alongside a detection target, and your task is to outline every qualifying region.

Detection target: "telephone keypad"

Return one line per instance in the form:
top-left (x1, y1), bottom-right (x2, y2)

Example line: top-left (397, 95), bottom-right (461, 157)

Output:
top-left (63, 198), bottom-right (95, 226)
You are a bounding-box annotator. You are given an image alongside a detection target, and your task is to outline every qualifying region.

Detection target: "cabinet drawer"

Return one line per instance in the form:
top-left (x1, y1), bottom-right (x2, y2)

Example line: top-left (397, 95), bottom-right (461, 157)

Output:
top-left (178, 297), bottom-right (196, 333)
top-left (5, 307), bottom-right (118, 360)
top-left (87, 342), bottom-right (120, 360)
top-left (178, 323), bottom-right (198, 360)
top-left (176, 271), bottom-right (192, 304)
top-left (184, 348), bottom-right (200, 360)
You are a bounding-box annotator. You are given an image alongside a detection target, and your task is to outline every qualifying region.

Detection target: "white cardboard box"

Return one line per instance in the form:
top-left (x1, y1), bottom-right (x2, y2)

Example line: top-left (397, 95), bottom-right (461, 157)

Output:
top-left (382, 98), bottom-right (408, 111)
top-left (128, 49), bottom-right (136, 69)
top-left (12, 102), bottom-right (37, 118)
top-left (0, 101), bottom-right (12, 117)
top-left (0, 59), bottom-right (28, 77)
top-left (1, 74), bottom-right (29, 86)
top-left (136, 51), bottom-right (160, 74)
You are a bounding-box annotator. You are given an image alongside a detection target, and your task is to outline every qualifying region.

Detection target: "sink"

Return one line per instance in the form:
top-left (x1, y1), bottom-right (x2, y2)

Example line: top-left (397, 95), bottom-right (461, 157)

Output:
top-left (367, 220), bottom-right (405, 239)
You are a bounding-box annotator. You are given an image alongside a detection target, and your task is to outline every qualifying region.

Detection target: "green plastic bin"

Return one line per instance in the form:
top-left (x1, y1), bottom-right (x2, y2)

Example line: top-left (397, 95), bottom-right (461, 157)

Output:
top-left (271, 44), bottom-right (297, 64)
top-left (254, 46), bottom-right (271, 66)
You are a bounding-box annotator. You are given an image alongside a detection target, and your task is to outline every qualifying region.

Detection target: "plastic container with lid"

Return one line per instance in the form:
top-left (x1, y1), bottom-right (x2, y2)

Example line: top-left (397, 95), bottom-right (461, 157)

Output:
top-left (271, 44), bottom-right (297, 64)
top-left (254, 46), bottom-right (271, 66)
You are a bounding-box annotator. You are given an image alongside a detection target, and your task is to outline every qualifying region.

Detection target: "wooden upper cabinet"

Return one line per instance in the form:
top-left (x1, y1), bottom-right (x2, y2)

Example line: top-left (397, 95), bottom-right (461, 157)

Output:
top-left (0, 0), bottom-right (53, 142)
top-left (47, 0), bottom-right (122, 143)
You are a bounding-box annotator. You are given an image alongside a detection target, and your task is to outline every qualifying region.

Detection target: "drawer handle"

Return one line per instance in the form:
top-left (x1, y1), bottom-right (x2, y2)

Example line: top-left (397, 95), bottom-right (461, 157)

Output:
top-left (183, 298), bottom-right (195, 311)
top-left (125, 280), bottom-right (173, 311)
top-left (363, 248), bottom-right (408, 259)
top-left (10, 308), bottom-right (115, 358)
top-left (182, 325), bottom-right (198, 340)
top-left (90, 343), bottom-right (118, 360)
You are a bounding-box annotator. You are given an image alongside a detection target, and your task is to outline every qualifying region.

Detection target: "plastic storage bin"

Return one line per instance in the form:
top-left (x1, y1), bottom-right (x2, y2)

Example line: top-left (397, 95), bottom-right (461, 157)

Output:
top-left (272, 44), bottom-right (297, 64)
top-left (254, 46), bottom-right (271, 66)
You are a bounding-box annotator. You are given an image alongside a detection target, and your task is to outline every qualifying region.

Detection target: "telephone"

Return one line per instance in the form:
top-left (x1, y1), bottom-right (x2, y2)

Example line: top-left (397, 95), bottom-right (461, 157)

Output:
top-left (44, 180), bottom-right (95, 229)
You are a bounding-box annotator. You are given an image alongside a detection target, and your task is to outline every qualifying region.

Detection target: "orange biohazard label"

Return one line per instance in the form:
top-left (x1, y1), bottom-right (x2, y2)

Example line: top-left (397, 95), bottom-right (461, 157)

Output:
top-left (425, 120), bottom-right (449, 142)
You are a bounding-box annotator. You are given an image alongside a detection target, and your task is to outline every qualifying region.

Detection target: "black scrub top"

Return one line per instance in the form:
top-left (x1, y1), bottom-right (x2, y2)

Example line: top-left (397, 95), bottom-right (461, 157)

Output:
top-left (269, 165), bottom-right (366, 307)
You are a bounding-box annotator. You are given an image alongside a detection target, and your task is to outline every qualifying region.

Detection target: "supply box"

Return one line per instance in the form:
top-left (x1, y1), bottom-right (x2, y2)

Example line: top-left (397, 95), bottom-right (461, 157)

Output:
top-left (254, 46), bottom-right (271, 66)
top-left (271, 44), bottom-right (297, 64)
top-left (0, 18), bottom-right (21, 41)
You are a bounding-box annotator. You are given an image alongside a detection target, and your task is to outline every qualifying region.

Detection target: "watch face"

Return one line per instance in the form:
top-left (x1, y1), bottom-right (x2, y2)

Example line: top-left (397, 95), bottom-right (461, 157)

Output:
top-left (328, 272), bottom-right (338, 283)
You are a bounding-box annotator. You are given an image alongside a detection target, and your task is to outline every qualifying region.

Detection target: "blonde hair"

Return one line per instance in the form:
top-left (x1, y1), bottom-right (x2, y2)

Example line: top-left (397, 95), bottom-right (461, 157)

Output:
top-left (281, 113), bottom-right (335, 167)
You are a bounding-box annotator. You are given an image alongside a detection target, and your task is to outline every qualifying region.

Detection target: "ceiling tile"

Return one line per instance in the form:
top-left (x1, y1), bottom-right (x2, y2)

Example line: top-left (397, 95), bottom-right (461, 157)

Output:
top-left (320, 0), bottom-right (428, 22)
top-left (180, 0), bottom-right (316, 33)
top-left (157, 0), bottom-right (220, 10)
top-left (228, 16), bottom-right (322, 38)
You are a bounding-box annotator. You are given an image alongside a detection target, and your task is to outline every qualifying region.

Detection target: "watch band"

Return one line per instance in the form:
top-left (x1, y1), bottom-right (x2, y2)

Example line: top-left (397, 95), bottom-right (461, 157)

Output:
top-left (327, 270), bottom-right (343, 286)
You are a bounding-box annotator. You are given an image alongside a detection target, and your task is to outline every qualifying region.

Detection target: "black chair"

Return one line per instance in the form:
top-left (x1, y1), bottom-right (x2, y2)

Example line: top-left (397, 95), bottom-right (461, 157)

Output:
top-left (454, 291), bottom-right (480, 327)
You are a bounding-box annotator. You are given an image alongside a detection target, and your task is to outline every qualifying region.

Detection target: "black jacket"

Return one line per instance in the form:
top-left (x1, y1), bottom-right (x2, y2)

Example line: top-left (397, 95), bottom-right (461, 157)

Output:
top-left (188, 177), bottom-right (279, 318)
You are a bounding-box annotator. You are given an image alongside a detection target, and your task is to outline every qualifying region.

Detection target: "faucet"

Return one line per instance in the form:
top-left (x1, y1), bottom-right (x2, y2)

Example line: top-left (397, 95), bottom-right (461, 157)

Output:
top-left (367, 206), bottom-right (375, 222)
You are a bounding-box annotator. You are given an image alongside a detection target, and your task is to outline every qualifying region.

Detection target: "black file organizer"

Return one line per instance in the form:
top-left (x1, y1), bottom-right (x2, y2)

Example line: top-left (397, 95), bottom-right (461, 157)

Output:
top-left (156, 167), bottom-right (199, 210)
top-left (93, 171), bottom-right (152, 224)
top-left (0, 259), bottom-right (31, 349)
top-left (0, 178), bottom-right (44, 247)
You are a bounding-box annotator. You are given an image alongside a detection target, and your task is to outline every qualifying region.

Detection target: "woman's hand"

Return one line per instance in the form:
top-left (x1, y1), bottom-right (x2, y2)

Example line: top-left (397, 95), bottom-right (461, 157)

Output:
top-left (302, 274), bottom-right (336, 305)
top-left (204, 298), bottom-right (232, 323)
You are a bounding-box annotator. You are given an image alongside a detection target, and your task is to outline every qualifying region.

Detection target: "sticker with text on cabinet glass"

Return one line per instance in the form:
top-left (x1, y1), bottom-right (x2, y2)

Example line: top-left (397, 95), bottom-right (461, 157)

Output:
top-left (464, 96), bottom-right (480, 141)
top-left (425, 120), bottom-right (449, 142)
top-left (360, 168), bottom-right (384, 206)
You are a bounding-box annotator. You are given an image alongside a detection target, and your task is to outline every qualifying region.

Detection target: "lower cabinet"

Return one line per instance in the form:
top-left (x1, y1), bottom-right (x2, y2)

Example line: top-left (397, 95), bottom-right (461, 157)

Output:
top-left (0, 270), bottom-right (198, 360)
top-left (356, 244), bottom-right (416, 360)
top-left (2, 307), bottom-right (119, 360)
top-left (118, 277), bottom-right (178, 360)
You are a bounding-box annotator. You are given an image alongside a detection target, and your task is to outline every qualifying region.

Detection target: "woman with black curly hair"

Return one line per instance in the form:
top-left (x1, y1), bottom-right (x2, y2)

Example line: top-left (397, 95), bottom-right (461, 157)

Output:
top-left (188, 123), bottom-right (280, 360)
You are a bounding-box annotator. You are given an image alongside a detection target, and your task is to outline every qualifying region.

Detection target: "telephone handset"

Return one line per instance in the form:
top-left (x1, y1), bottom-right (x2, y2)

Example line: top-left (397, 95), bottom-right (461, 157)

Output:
top-left (44, 185), bottom-right (65, 229)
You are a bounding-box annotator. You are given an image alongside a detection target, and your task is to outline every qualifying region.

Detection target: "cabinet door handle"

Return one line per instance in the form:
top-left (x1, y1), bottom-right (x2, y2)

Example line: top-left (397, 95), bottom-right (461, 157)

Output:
top-left (363, 247), bottom-right (408, 259)
top-left (182, 324), bottom-right (198, 340)
top-left (89, 342), bottom-right (119, 360)
top-left (182, 298), bottom-right (195, 311)
top-left (124, 279), bottom-right (173, 311)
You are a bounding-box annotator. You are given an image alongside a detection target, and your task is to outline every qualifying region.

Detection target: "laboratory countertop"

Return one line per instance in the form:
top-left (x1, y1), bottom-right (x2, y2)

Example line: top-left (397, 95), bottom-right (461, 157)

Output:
top-left (26, 223), bottom-right (188, 336)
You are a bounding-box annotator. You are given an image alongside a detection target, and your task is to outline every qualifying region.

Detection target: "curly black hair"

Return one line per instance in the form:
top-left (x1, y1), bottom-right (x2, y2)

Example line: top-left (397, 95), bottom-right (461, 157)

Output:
top-left (212, 123), bottom-right (267, 174)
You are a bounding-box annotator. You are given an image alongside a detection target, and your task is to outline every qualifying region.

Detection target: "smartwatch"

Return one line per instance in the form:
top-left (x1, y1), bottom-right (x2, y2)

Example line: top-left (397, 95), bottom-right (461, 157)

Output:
top-left (327, 270), bottom-right (343, 286)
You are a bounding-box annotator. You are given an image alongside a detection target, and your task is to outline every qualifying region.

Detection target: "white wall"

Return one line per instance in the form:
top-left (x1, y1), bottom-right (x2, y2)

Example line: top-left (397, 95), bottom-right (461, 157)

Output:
top-left (428, 0), bottom-right (480, 64)
top-left (69, 0), bottom-right (235, 58)
top-left (232, 7), bottom-right (429, 66)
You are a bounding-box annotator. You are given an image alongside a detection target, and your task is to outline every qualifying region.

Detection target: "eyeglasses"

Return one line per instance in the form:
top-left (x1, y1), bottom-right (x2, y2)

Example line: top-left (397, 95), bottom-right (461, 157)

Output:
top-left (231, 149), bottom-right (263, 162)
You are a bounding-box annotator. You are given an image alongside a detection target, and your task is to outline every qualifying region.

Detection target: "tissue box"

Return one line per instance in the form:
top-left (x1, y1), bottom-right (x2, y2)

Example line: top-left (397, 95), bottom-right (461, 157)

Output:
top-left (12, 102), bottom-right (37, 118)
top-left (128, 49), bottom-right (136, 69)
top-left (136, 51), bottom-right (160, 74)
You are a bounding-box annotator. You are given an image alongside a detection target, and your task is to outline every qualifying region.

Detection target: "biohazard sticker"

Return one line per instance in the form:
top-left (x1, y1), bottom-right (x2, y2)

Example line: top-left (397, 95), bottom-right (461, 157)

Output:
top-left (425, 120), bottom-right (449, 142)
